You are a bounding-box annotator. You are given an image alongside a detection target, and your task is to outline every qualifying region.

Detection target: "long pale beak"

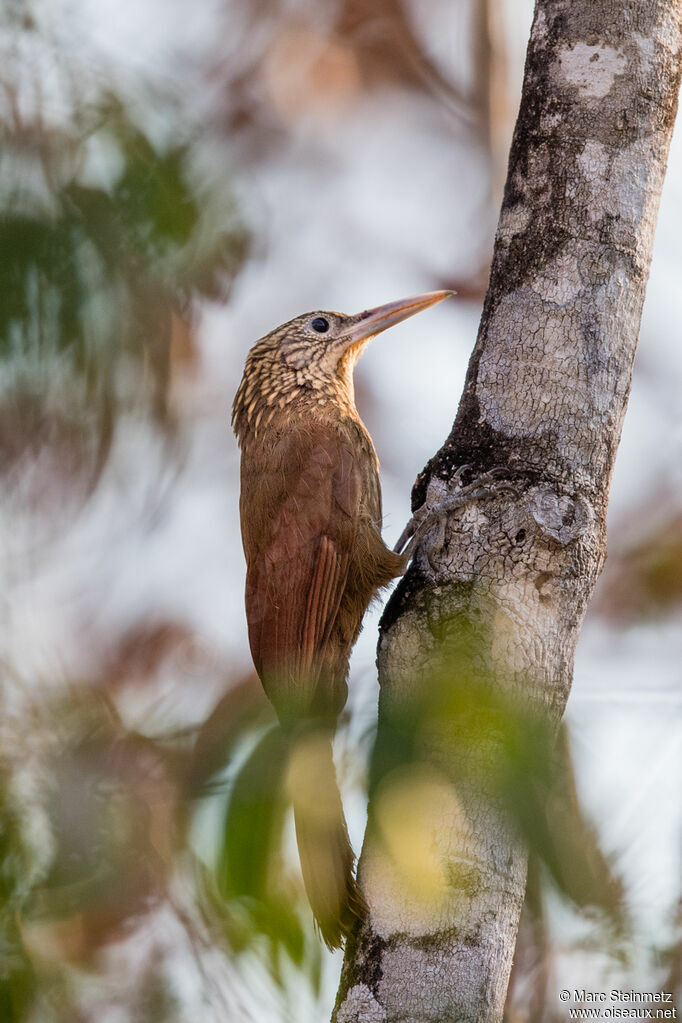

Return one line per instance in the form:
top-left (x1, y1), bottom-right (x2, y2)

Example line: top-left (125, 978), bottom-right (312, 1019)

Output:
top-left (344, 290), bottom-right (455, 345)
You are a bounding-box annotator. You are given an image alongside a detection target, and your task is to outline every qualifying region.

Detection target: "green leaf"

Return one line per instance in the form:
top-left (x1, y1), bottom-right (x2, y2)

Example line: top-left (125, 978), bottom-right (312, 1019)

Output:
top-left (219, 726), bottom-right (289, 901)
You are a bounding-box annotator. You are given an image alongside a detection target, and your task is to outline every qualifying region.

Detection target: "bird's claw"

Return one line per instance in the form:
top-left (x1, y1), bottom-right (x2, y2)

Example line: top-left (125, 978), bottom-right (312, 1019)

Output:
top-left (393, 521), bottom-right (415, 556)
top-left (394, 465), bottom-right (517, 562)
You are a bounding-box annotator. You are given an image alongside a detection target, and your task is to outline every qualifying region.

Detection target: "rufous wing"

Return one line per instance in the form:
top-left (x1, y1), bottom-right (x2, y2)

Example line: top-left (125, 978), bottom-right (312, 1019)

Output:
top-left (242, 428), bottom-right (361, 723)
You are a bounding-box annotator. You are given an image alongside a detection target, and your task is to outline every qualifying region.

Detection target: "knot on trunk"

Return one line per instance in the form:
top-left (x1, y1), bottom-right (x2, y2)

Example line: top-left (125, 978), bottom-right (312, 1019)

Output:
top-left (529, 487), bottom-right (593, 545)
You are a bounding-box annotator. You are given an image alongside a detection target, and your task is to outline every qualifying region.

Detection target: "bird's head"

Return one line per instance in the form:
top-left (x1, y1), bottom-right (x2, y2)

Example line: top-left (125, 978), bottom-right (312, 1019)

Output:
top-left (232, 290), bottom-right (454, 442)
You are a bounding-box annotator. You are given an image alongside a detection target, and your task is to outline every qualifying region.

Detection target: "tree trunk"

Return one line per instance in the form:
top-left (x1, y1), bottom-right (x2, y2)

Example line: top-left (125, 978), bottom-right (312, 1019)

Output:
top-left (333, 1), bottom-right (682, 1021)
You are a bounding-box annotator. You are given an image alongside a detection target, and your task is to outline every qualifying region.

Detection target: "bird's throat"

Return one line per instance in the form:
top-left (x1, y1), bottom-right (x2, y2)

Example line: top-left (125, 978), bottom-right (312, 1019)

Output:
top-left (232, 339), bottom-right (367, 445)
top-left (335, 339), bottom-right (368, 420)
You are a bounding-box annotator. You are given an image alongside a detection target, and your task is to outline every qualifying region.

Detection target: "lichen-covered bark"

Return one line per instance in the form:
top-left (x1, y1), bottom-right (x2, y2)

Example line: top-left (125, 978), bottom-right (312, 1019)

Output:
top-left (333, 2), bottom-right (682, 1021)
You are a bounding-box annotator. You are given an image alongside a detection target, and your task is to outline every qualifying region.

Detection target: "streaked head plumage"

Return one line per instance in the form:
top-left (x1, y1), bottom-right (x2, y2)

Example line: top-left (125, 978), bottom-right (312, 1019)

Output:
top-left (232, 291), bottom-right (454, 444)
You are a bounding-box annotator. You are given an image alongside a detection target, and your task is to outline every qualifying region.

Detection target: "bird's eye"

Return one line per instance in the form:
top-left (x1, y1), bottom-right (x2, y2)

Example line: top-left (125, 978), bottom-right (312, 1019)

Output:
top-left (311, 317), bottom-right (330, 333)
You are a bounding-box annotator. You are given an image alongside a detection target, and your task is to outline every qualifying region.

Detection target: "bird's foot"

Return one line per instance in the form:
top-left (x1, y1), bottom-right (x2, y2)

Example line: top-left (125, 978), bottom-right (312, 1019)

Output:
top-left (394, 466), bottom-right (516, 566)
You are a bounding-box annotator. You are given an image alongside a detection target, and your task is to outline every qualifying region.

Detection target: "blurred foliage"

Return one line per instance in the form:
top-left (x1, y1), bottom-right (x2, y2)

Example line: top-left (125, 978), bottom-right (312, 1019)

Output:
top-left (208, 721), bottom-right (324, 993)
top-left (0, 691), bottom-right (175, 996)
top-left (658, 893), bottom-right (682, 1010)
top-left (0, 775), bottom-right (38, 1022)
top-left (218, 726), bottom-right (289, 902)
top-left (0, 63), bottom-right (249, 483)
top-left (196, 614), bottom-right (630, 1019)
top-left (0, 682), bottom-right (324, 1022)
top-left (188, 673), bottom-right (270, 795)
top-left (369, 615), bottom-right (626, 930)
top-left (596, 509), bottom-right (682, 622)
top-left (29, 695), bottom-right (177, 946)
top-left (503, 728), bottom-right (630, 1023)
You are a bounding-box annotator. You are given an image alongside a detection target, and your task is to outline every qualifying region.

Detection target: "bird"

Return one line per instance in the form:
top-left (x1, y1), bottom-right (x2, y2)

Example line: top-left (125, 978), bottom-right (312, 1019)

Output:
top-left (232, 290), bottom-right (453, 948)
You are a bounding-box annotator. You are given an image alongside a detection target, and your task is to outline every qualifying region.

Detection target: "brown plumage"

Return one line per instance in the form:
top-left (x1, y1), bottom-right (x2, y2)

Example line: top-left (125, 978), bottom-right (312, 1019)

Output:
top-left (232, 291), bottom-right (453, 948)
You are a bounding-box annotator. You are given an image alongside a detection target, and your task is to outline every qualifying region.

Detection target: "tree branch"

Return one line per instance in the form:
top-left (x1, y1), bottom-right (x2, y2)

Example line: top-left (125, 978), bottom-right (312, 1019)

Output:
top-left (334, 1), bottom-right (682, 1020)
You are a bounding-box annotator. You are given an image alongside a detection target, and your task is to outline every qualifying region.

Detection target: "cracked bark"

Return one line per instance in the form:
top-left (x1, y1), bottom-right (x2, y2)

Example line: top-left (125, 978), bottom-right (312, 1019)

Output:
top-left (333, 2), bottom-right (682, 1021)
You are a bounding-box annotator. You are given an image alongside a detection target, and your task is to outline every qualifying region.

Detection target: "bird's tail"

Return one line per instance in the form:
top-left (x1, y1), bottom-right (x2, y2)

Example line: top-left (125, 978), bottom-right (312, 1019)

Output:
top-left (287, 726), bottom-right (366, 949)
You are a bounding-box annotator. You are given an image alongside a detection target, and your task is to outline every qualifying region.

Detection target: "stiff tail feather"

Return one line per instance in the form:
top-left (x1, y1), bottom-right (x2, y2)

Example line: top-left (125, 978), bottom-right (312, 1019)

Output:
top-left (287, 728), bottom-right (366, 949)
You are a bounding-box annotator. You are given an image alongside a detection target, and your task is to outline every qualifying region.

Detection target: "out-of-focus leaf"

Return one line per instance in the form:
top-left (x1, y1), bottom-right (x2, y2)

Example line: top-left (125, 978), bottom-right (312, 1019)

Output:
top-left (0, 92), bottom-right (249, 485)
top-left (0, 929), bottom-right (34, 1023)
top-left (131, 964), bottom-right (178, 1023)
top-left (212, 724), bottom-right (326, 975)
top-left (113, 141), bottom-right (198, 252)
top-left (219, 726), bottom-right (288, 901)
top-left (369, 615), bottom-right (625, 924)
top-left (189, 675), bottom-right (271, 796)
top-left (504, 853), bottom-right (557, 1023)
top-left (504, 730), bottom-right (629, 1022)
top-left (658, 892), bottom-right (682, 1007)
top-left (19, 690), bottom-right (179, 960)
top-left (0, 774), bottom-right (37, 1022)
top-left (250, 897), bottom-right (306, 968)
top-left (595, 509), bottom-right (682, 622)
top-left (541, 725), bottom-right (624, 916)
